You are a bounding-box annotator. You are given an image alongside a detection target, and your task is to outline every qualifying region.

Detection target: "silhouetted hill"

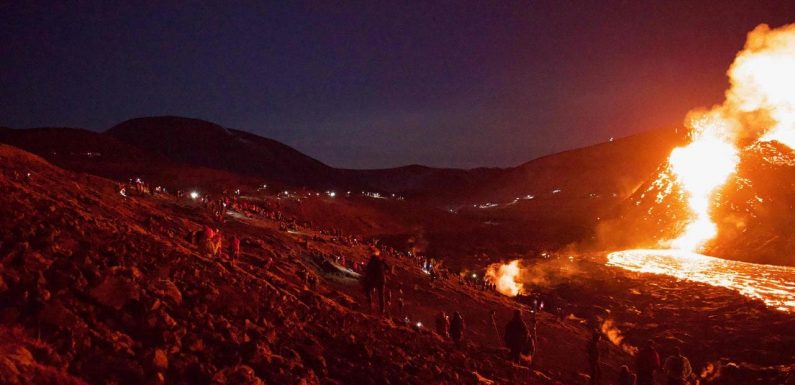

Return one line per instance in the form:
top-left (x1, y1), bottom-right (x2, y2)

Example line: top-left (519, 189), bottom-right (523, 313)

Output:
top-left (106, 117), bottom-right (336, 186)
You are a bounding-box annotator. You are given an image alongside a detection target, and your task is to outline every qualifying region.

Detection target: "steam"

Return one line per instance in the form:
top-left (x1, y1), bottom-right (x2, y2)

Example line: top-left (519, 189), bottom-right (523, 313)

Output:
top-left (486, 254), bottom-right (583, 297)
top-left (600, 319), bottom-right (638, 356)
top-left (486, 260), bottom-right (522, 296)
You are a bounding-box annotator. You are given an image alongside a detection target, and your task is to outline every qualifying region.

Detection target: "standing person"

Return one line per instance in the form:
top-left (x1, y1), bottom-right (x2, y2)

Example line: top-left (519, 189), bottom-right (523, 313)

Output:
top-left (618, 365), bottom-right (637, 385)
top-left (435, 311), bottom-right (450, 339)
top-left (636, 340), bottom-right (660, 385)
top-left (504, 310), bottom-right (529, 363)
top-left (663, 347), bottom-right (692, 385)
top-left (363, 251), bottom-right (388, 313)
top-left (587, 329), bottom-right (603, 385)
top-left (230, 236), bottom-right (241, 259)
top-left (449, 312), bottom-right (465, 345)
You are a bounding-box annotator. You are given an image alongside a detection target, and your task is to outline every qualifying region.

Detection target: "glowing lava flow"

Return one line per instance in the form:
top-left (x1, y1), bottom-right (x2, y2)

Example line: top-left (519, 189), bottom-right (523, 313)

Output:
top-left (607, 249), bottom-right (795, 313)
top-left (486, 260), bottom-right (522, 296)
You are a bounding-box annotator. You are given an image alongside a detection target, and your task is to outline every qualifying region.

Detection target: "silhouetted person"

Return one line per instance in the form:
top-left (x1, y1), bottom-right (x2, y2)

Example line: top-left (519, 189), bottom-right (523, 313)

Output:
top-left (435, 311), bottom-right (450, 339)
top-left (504, 309), bottom-right (529, 363)
top-left (449, 311), bottom-right (464, 345)
top-left (636, 340), bottom-right (660, 385)
top-left (619, 365), bottom-right (637, 385)
top-left (588, 329), bottom-right (602, 385)
top-left (230, 236), bottom-right (241, 259)
top-left (364, 252), bottom-right (388, 313)
top-left (663, 347), bottom-right (692, 385)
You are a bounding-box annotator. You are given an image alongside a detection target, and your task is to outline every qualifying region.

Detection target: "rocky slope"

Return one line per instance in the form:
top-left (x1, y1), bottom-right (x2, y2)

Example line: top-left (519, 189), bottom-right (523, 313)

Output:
top-left (0, 144), bottom-right (634, 385)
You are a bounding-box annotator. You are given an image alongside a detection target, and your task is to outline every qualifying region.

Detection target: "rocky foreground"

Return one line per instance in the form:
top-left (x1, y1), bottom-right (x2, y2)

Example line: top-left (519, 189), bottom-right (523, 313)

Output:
top-left (1, 144), bottom-right (793, 385)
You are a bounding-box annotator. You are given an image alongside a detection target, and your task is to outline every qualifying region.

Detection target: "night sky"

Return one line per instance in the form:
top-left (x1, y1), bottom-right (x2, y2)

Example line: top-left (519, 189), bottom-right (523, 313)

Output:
top-left (2, 2), bottom-right (795, 169)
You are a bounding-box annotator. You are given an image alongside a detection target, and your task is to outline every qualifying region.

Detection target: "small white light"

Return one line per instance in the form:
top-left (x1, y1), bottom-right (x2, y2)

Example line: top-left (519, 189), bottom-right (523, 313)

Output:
top-left (190, 191), bottom-right (199, 200)
top-left (416, 322), bottom-right (423, 328)
top-left (472, 273), bottom-right (477, 278)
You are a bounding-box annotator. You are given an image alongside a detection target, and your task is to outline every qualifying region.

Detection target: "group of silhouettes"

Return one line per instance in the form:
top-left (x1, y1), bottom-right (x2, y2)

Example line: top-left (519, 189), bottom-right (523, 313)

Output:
top-left (589, 330), bottom-right (694, 385)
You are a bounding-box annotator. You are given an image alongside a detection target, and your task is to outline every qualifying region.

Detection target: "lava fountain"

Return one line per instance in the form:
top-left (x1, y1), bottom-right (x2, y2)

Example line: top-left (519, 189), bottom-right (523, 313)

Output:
top-left (609, 23), bottom-right (795, 312)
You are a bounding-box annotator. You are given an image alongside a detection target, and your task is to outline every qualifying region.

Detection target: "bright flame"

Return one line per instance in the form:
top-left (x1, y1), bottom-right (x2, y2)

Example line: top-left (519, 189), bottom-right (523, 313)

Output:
top-left (667, 120), bottom-right (739, 250)
top-left (660, 23), bottom-right (795, 250)
top-left (486, 260), bottom-right (522, 297)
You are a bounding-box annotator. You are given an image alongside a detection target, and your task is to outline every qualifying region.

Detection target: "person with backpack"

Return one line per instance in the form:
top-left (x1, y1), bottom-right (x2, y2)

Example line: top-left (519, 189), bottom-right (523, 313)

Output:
top-left (635, 340), bottom-right (660, 385)
top-left (663, 347), bottom-right (692, 385)
top-left (504, 309), bottom-right (530, 363)
top-left (449, 311), bottom-right (465, 345)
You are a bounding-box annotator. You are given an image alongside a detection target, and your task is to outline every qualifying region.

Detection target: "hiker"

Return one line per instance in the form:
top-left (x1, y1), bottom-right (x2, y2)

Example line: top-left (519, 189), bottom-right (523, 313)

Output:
top-left (504, 309), bottom-right (530, 363)
top-left (636, 340), bottom-right (660, 385)
top-left (435, 311), bottom-right (450, 338)
top-left (618, 365), bottom-right (637, 385)
top-left (230, 236), bottom-right (241, 259)
top-left (449, 311), bottom-right (464, 345)
top-left (587, 329), bottom-right (602, 385)
top-left (364, 251), bottom-right (388, 313)
top-left (663, 347), bottom-right (692, 385)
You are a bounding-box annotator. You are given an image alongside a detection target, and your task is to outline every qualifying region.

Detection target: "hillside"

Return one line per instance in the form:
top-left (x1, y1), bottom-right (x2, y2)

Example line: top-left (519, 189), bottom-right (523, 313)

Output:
top-left (2, 144), bottom-right (792, 384)
top-left (0, 144), bottom-right (620, 384)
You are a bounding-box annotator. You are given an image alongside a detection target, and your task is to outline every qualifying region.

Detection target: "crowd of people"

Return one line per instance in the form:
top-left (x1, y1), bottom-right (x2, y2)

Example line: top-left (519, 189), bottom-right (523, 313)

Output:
top-left (144, 181), bottom-right (701, 385)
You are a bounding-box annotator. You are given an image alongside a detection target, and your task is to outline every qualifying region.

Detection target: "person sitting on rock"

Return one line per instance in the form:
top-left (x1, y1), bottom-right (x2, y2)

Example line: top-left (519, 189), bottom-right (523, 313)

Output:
top-left (504, 309), bottom-right (529, 363)
top-left (449, 311), bottom-right (465, 345)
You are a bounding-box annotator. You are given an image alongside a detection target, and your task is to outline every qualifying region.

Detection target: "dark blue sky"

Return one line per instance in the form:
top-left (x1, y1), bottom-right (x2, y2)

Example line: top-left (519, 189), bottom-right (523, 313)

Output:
top-left (2, 1), bottom-right (794, 169)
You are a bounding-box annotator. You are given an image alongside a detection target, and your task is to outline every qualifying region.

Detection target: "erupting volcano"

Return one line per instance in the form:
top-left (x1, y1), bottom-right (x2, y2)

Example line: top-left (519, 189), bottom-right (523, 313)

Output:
top-left (607, 23), bottom-right (795, 313)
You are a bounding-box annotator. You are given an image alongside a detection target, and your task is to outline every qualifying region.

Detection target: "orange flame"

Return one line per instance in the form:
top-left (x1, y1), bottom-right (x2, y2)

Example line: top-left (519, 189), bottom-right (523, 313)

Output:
top-left (600, 319), bottom-right (638, 356)
top-left (486, 260), bottom-right (522, 297)
top-left (662, 23), bottom-right (795, 250)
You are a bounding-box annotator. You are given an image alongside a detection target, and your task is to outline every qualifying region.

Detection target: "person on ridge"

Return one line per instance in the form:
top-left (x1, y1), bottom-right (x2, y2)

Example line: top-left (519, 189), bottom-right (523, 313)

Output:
top-left (504, 309), bottom-right (530, 363)
top-left (663, 347), bottom-right (692, 385)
